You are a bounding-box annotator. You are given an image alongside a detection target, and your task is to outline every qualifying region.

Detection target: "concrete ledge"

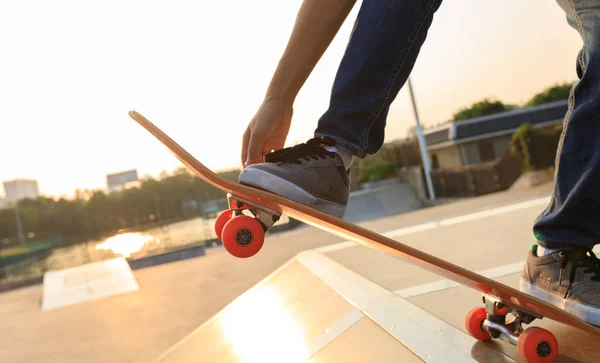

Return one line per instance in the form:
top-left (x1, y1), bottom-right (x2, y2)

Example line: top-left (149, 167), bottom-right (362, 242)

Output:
top-left (0, 276), bottom-right (44, 293)
top-left (127, 244), bottom-right (206, 270)
top-left (509, 170), bottom-right (554, 190)
top-left (42, 257), bottom-right (139, 311)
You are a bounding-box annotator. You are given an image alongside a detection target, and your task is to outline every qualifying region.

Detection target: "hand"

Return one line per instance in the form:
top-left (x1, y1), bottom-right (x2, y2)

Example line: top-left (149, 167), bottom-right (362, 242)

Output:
top-left (242, 97), bottom-right (293, 167)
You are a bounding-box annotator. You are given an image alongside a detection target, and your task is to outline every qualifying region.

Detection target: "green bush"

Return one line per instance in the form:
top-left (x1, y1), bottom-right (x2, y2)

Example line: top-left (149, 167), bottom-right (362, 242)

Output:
top-left (525, 82), bottom-right (574, 107)
top-left (510, 123), bottom-right (533, 170)
top-left (452, 98), bottom-right (510, 122)
top-left (510, 123), bottom-right (562, 171)
top-left (359, 161), bottom-right (397, 183)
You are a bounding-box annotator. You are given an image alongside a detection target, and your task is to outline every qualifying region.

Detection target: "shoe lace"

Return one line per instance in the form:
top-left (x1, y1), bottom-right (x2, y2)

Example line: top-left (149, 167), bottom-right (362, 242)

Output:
top-left (264, 137), bottom-right (337, 164)
top-left (560, 249), bottom-right (600, 291)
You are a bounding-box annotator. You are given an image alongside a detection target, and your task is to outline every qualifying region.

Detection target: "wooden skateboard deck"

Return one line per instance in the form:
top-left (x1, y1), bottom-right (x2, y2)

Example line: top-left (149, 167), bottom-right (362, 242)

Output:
top-left (129, 110), bottom-right (600, 361)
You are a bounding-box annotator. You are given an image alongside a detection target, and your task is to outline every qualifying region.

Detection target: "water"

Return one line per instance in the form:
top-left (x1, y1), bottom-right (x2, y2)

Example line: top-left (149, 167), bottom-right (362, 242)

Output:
top-left (1, 213), bottom-right (292, 286)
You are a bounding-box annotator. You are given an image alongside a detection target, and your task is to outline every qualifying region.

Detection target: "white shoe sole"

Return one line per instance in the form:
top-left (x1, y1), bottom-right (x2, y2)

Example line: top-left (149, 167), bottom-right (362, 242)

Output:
top-left (519, 279), bottom-right (600, 326)
top-left (239, 167), bottom-right (347, 218)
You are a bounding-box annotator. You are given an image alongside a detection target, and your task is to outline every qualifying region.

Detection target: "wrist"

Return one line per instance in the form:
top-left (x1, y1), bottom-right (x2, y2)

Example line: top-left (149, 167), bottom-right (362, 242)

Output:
top-left (263, 91), bottom-right (296, 109)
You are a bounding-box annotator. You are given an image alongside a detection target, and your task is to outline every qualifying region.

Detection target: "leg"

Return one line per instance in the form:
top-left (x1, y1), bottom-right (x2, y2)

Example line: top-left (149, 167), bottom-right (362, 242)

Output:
top-left (240, 0), bottom-right (443, 217)
top-left (315, 0), bottom-right (443, 158)
top-left (520, 0), bottom-right (600, 325)
top-left (533, 0), bottom-right (600, 248)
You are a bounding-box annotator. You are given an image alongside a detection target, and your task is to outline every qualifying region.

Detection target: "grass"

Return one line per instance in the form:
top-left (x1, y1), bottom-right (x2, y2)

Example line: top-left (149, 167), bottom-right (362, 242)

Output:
top-left (0, 246), bottom-right (30, 258)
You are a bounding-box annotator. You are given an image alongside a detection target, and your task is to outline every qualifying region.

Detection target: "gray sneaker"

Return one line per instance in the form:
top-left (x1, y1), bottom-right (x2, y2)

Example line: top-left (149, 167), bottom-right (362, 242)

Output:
top-left (239, 136), bottom-right (350, 218)
top-left (519, 246), bottom-right (600, 325)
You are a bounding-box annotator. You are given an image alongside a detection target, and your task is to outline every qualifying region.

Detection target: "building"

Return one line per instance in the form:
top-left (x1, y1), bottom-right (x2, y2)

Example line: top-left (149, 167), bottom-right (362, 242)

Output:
top-left (106, 169), bottom-right (139, 192)
top-left (3, 179), bottom-right (40, 202)
top-left (423, 100), bottom-right (568, 169)
top-left (0, 197), bottom-right (11, 210)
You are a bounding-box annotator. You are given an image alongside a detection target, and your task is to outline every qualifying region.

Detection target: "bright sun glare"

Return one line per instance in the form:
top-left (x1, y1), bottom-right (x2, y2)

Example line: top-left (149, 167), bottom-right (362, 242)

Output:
top-left (95, 233), bottom-right (157, 258)
top-left (220, 286), bottom-right (309, 363)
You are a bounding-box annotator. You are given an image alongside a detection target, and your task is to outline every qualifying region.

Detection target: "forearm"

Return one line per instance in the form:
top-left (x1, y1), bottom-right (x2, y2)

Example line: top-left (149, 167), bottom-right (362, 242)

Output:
top-left (265, 0), bottom-right (357, 103)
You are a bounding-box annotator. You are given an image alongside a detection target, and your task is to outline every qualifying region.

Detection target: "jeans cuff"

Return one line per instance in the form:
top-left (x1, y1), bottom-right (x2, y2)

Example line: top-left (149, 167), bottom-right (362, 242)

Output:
top-left (314, 133), bottom-right (363, 158)
top-left (536, 240), bottom-right (581, 250)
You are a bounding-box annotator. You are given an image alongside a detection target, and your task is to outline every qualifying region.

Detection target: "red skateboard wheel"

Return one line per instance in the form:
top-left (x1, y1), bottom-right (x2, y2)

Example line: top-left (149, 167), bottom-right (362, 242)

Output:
top-left (494, 305), bottom-right (510, 316)
top-left (214, 210), bottom-right (233, 240)
top-left (465, 307), bottom-right (491, 341)
top-left (517, 327), bottom-right (558, 363)
top-left (221, 215), bottom-right (264, 258)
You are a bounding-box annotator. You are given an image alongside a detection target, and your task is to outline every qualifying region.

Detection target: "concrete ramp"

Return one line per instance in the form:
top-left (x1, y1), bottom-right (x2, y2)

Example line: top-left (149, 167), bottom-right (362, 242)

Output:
top-left (42, 257), bottom-right (139, 311)
top-left (344, 181), bottom-right (422, 224)
top-left (154, 251), bottom-right (515, 363)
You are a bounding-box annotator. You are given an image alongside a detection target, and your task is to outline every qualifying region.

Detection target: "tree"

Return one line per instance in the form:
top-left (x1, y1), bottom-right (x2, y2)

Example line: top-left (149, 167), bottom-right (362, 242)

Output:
top-left (0, 168), bottom-right (242, 246)
top-left (524, 82), bottom-right (574, 107)
top-left (452, 98), bottom-right (509, 122)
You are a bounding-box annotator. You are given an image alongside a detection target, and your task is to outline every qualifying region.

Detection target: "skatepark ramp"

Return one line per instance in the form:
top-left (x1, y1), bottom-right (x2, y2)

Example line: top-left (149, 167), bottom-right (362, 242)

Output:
top-left (153, 250), bottom-right (515, 363)
top-left (344, 180), bottom-right (422, 224)
top-left (42, 257), bottom-right (139, 311)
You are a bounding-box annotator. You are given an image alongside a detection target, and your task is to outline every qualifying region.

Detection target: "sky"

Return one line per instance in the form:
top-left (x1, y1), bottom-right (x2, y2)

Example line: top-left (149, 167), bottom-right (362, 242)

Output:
top-left (0, 0), bottom-right (582, 198)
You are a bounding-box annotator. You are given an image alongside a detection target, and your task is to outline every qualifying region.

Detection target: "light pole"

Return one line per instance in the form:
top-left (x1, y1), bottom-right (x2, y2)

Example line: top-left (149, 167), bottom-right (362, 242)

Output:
top-left (14, 202), bottom-right (26, 247)
top-left (407, 78), bottom-right (436, 201)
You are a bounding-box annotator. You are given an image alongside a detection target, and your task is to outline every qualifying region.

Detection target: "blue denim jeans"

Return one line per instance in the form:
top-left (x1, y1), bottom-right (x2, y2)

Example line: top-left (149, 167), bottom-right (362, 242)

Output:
top-left (533, 0), bottom-right (600, 249)
top-left (315, 0), bottom-right (600, 248)
top-left (314, 0), bottom-right (443, 158)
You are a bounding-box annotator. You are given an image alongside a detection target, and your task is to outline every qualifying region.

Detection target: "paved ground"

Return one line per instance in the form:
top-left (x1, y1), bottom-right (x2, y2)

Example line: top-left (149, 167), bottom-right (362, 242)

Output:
top-left (0, 182), bottom-right (569, 363)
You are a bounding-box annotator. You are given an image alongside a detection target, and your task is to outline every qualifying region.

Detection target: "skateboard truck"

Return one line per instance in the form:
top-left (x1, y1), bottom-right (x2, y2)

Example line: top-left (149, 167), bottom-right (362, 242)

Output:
top-left (227, 194), bottom-right (280, 231)
top-left (213, 193), bottom-right (281, 258)
top-left (482, 294), bottom-right (536, 345)
top-left (466, 294), bottom-right (559, 362)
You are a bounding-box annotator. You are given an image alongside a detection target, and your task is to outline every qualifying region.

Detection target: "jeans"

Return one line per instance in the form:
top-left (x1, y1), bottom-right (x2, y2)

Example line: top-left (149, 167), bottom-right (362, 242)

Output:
top-left (315, 0), bottom-right (600, 249)
top-left (314, 0), bottom-right (443, 158)
top-left (534, 0), bottom-right (600, 249)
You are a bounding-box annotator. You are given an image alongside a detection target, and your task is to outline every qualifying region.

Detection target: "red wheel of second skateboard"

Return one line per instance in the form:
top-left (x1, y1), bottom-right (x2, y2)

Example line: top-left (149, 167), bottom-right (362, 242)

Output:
top-left (517, 327), bottom-right (558, 363)
top-left (494, 305), bottom-right (510, 316)
top-left (221, 215), bottom-right (264, 258)
top-left (465, 307), bottom-right (491, 341)
top-left (215, 210), bottom-right (233, 240)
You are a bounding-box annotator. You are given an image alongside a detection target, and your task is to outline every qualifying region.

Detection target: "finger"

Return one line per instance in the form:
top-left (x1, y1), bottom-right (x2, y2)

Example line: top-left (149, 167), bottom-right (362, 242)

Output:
top-left (241, 127), bottom-right (250, 167)
top-left (246, 132), bottom-right (266, 166)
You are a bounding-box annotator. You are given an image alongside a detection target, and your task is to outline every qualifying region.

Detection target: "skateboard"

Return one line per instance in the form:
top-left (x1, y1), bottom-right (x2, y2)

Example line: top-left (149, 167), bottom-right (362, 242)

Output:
top-left (129, 110), bottom-right (600, 362)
